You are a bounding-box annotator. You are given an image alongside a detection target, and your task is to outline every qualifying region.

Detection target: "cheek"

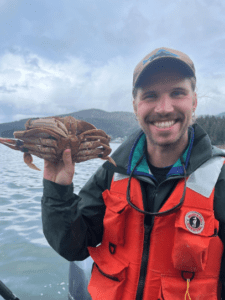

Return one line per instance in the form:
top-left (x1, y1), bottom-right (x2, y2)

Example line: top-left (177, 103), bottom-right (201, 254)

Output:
top-left (176, 100), bottom-right (194, 114)
top-left (135, 105), bottom-right (146, 120)
top-left (136, 101), bottom-right (153, 116)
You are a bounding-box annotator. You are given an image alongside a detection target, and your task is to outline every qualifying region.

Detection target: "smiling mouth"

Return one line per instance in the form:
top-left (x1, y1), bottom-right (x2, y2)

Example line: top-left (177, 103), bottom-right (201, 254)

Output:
top-left (152, 120), bottom-right (177, 129)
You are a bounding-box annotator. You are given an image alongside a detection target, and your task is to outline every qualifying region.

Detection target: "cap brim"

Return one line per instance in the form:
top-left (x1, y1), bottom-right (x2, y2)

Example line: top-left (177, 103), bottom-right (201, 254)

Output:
top-left (134, 57), bottom-right (195, 88)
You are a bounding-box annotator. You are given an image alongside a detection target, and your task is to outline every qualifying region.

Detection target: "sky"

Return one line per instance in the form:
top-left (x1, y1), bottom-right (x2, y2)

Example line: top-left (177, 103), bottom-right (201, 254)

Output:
top-left (0, 0), bottom-right (225, 123)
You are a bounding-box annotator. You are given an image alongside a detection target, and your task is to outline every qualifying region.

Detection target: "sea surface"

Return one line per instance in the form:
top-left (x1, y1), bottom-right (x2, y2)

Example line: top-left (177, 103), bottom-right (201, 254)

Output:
top-left (0, 143), bottom-right (120, 300)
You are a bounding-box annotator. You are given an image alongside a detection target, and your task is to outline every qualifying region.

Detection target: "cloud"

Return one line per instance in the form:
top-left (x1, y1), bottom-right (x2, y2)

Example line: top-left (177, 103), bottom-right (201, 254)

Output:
top-left (1, 0), bottom-right (225, 68)
top-left (0, 50), bottom-right (134, 123)
top-left (0, 47), bottom-right (224, 124)
top-left (0, 0), bottom-right (225, 123)
top-left (196, 73), bottom-right (225, 116)
top-left (103, 6), bottom-right (150, 48)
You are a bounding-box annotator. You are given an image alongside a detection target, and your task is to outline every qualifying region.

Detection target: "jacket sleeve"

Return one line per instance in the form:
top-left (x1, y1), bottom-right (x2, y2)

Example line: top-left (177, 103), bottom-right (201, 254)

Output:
top-left (214, 163), bottom-right (225, 294)
top-left (41, 165), bottom-right (113, 261)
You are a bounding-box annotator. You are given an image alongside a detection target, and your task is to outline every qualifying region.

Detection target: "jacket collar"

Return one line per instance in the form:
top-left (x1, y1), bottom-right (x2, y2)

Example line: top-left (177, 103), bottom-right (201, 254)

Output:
top-left (127, 127), bottom-right (195, 179)
top-left (106, 123), bottom-right (220, 177)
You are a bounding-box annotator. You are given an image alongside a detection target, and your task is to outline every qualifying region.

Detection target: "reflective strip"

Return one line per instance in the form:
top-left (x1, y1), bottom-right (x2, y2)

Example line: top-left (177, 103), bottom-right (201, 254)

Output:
top-left (68, 292), bottom-right (75, 300)
top-left (113, 173), bottom-right (129, 182)
top-left (187, 157), bottom-right (224, 197)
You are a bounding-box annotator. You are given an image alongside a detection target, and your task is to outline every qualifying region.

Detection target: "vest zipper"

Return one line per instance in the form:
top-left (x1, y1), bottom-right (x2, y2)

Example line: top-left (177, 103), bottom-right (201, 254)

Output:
top-left (135, 186), bottom-right (159, 300)
top-left (134, 177), bottom-right (182, 299)
top-left (135, 216), bottom-right (153, 300)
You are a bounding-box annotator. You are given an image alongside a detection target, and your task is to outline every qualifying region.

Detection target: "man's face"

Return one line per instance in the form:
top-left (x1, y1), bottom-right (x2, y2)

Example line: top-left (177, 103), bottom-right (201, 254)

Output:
top-left (133, 71), bottom-right (197, 149)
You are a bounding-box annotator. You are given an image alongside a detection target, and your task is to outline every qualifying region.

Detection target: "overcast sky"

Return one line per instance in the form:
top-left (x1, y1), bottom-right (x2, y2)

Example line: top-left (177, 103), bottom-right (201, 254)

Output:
top-left (0, 0), bottom-right (225, 123)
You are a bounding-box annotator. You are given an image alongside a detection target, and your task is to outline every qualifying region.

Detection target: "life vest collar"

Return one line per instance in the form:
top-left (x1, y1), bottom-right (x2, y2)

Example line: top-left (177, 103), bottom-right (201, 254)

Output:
top-left (187, 156), bottom-right (225, 197)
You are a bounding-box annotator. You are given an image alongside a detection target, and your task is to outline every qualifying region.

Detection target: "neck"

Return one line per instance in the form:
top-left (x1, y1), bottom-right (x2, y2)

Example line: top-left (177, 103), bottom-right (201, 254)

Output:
top-left (146, 133), bottom-right (189, 168)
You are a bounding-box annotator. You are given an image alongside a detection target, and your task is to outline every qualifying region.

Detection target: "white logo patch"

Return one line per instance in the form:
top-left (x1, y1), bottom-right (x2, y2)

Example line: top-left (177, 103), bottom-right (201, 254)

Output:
top-left (185, 211), bottom-right (205, 234)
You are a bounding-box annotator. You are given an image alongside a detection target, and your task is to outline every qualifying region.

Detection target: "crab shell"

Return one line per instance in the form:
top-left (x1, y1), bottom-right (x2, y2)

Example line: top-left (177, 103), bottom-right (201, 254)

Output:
top-left (0, 116), bottom-right (116, 171)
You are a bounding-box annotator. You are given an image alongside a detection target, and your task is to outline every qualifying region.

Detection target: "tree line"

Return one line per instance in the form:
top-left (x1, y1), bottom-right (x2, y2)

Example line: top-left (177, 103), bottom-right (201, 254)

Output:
top-left (0, 113), bottom-right (224, 146)
top-left (196, 115), bottom-right (225, 146)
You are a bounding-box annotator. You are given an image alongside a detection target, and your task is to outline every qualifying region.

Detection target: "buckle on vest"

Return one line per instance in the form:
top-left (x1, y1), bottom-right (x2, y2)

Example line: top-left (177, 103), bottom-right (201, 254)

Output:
top-left (181, 271), bottom-right (195, 281)
top-left (109, 242), bottom-right (116, 254)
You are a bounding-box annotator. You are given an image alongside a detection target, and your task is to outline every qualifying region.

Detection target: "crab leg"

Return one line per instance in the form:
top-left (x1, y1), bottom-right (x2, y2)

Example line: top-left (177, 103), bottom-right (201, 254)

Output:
top-left (18, 137), bottom-right (58, 147)
top-left (23, 153), bottom-right (41, 171)
top-left (74, 153), bottom-right (116, 166)
top-left (0, 138), bottom-right (42, 170)
top-left (79, 140), bottom-right (110, 150)
top-left (81, 136), bottom-right (110, 144)
top-left (80, 129), bottom-right (111, 138)
top-left (0, 137), bottom-right (24, 151)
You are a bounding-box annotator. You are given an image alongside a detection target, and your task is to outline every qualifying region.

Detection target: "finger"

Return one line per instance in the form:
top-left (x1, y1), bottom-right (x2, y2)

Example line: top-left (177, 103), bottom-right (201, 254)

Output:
top-left (62, 149), bottom-right (73, 166)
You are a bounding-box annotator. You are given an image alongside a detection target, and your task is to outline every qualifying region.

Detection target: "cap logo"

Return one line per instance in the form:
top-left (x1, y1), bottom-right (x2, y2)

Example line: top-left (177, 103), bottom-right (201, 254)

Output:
top-left (143, 49), bottom-right (179, 65)
top-left (185, 211), bottom-right (205, 234)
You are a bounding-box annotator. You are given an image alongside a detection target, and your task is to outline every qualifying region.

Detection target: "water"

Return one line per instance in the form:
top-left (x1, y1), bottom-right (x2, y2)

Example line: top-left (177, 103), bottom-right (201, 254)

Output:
top-left (0, 143), bottom-right (120, 300)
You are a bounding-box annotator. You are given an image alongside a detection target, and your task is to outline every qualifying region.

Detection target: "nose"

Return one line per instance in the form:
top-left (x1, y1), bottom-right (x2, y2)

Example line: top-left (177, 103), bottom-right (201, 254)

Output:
top-left (155, 94), bottom-right (174, 114)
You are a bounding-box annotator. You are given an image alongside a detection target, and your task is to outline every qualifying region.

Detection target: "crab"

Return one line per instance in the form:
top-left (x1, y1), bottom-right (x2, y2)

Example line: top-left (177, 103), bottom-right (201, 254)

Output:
top-left (0, 116), bottom-right (116, 171)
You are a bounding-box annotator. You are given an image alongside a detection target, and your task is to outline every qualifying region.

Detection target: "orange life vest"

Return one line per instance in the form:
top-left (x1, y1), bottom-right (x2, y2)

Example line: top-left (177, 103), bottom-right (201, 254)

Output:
top-left (88, 157), bottom-right (225, 300)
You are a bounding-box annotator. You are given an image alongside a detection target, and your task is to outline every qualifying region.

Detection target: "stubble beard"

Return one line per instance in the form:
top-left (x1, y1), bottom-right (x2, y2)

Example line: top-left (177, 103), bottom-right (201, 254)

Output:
top-left (139, 113), bottom-right (192, 151)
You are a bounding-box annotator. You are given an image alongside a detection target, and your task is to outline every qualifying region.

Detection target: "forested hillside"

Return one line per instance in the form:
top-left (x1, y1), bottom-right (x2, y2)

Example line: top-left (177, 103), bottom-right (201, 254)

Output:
top-left (196, 115), bottom-right (225, 146)
top-left (0, 110), bottom-right (225, 146)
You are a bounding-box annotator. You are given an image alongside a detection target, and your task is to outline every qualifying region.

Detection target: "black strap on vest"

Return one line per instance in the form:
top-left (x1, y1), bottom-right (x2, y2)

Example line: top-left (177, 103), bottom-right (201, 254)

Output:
top-left (126, 154), bottom-right (187, 217)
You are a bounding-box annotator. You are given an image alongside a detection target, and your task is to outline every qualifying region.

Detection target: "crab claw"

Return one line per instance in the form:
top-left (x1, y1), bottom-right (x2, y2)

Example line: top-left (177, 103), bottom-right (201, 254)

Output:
top-left (0, 137), bottom-right (23, 150)
top-left (103, 156), bottom-right (117, 167)
top-left (23, 153), bottom-right (41, 171)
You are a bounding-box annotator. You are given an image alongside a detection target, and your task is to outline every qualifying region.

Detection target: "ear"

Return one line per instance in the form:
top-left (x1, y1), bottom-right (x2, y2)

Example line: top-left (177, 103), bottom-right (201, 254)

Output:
top-left (133, 99), bottom-right (137, 115)
top-left (193, 92), bottom-right (197, 111)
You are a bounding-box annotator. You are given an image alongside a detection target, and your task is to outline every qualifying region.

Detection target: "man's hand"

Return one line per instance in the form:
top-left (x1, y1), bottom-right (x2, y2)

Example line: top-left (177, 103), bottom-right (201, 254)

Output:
top-left (44, 149), bottom-right (75, 185)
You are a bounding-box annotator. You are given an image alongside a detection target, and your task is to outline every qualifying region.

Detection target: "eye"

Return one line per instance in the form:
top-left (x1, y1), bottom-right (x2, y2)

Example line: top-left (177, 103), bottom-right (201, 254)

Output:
top-left (142, 93), bottom-right (157, 101)
top-left (171, 90), bottom-right (186, 97)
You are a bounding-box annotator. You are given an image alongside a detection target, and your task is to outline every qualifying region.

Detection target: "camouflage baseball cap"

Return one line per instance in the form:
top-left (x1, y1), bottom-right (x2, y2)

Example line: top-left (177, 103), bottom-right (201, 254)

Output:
top-left (133, 47), bottom-right (196, 88)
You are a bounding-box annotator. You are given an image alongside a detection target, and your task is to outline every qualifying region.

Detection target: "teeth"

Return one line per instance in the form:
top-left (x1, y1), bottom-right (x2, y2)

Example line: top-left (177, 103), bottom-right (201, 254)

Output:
top-left (153, 120), bottom-right (176, 128)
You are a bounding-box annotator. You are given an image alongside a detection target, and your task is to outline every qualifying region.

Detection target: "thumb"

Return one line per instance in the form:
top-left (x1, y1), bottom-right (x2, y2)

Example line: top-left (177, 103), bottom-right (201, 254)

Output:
top-left (62, 148), bottom-right (73, 166)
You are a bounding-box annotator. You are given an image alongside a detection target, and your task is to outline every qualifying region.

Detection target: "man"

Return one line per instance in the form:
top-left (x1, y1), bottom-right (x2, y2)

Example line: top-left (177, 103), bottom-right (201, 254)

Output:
top-left (42, 47), bottom-right (225, 299)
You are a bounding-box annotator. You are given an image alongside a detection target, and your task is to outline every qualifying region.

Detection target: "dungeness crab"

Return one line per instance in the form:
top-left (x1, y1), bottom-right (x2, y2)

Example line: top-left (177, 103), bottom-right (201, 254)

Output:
top-left (0, 116), bottom-right (116, 171)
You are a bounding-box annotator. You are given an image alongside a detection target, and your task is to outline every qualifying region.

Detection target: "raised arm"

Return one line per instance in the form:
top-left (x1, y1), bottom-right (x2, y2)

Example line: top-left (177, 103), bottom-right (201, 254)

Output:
top-left (42, 149), bottom-right (111, 261)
